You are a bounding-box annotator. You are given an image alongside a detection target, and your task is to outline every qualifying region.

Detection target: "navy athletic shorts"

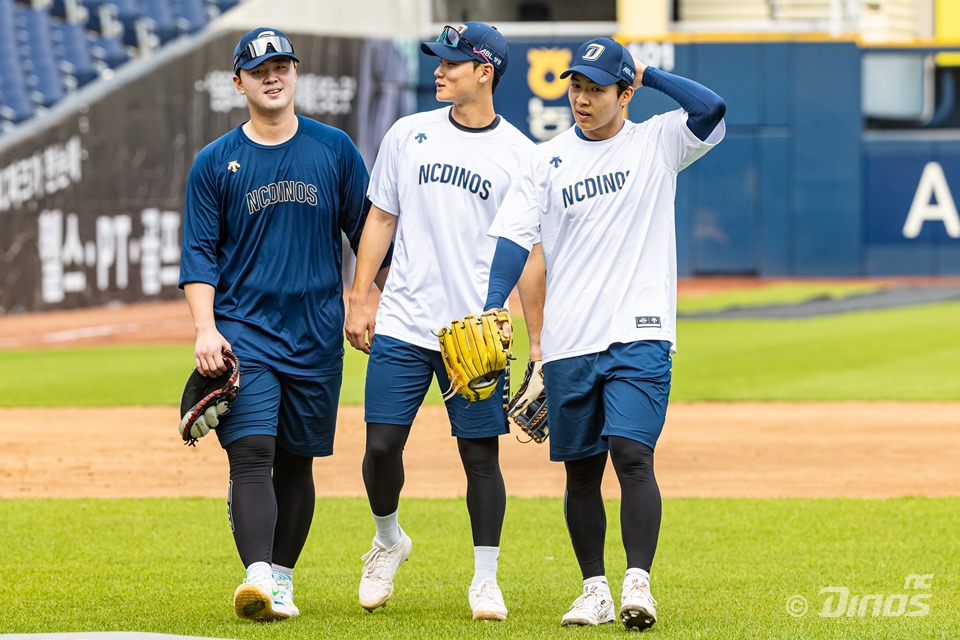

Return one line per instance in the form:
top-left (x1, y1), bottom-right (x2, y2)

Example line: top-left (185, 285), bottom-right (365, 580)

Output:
top-left (214, 363), bottom-right (341, 457)
top-left (364, 334), bottom-right (509, 439)
top-left (542, 340), bottom-right (672, 462)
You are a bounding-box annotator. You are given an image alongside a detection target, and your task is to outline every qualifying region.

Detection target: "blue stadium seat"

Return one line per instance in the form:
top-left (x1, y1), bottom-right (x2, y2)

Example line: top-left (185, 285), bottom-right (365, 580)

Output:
top-left (88, 30), bottom-right (129, 68)
top-left (51, 20), bottom-right (99, 87)
top-left (142, 0), bottom-right (178, 43)
top-left (15, 6), bottom-right (64, 107)
top-left (173, 0), bottom-right (207, 34)
top-left (0, 0), bottom-right (34, 123)
top-left (212, 0), bottom-right (239, 13)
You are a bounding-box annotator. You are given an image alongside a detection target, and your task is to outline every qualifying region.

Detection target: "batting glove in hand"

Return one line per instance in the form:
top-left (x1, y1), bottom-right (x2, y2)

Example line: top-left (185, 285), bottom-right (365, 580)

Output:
top-left (178, 348), bottom-right (241, 446)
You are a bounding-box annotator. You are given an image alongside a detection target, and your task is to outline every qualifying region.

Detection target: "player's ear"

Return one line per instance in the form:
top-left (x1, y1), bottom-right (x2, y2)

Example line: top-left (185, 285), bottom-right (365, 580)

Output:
top-left (233, 73), bottom-right (245, 95)
top-left (618, 85), bottom-right (634, 108)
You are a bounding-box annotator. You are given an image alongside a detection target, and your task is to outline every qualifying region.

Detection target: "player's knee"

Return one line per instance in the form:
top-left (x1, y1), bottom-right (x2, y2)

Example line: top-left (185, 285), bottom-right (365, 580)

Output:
top-left (364, 423), bottom-right (409, 462)
top-left (457, 437), bottom-right (500, 477)
top-left (274, 444), bottom-right (314, 481)
top-left (609, 436), bottom-right (655, 481)
top-left (564, 452), bottom-right (607, 493)
top-left (225, 434), bottom-right (276, 483)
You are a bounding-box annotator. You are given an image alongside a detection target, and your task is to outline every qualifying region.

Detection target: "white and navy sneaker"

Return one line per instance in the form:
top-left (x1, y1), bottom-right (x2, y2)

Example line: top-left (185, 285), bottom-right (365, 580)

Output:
top-left (620, 576), bottom-right (657, 630)
top-left (468, 579), bottom-right (508, 621)
top-left (358, 527), bottom-right (413, 611)
top-left (561, 582), bottom-right (615, 626)
top-left (273, 571), bottom-right (300, 618)
top-left (234, 562), bottom-right (291, 622)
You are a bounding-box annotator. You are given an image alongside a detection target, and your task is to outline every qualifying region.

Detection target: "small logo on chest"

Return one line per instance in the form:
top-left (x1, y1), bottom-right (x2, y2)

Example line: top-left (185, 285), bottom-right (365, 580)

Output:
top-left (227, 161), bottom-right (240, 173)
top-left (415, 133), bottom-right (427, 143)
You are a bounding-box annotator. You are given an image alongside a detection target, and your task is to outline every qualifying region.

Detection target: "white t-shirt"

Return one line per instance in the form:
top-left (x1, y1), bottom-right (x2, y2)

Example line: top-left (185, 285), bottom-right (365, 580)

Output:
top-left (369, 107), bottom-right (535, 350)
top-left (489, 109), bottom-right (725, 363)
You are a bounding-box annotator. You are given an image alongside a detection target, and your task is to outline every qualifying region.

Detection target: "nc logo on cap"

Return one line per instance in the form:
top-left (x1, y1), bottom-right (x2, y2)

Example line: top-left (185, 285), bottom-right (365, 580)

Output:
top-left (583, 44), bottom-right (605, 61)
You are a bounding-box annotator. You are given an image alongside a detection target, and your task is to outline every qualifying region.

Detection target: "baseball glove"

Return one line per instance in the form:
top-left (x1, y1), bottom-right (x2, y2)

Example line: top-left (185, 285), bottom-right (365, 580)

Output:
top-left (508, 360), bottom-right (548, 443)
top-left (178, 349), bottom-right (241, 446)
top-left (437, 309), bottom-right (512, 403)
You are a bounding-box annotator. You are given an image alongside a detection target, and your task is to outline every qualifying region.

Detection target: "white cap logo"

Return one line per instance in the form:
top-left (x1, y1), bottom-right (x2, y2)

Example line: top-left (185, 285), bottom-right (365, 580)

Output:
top-left (583, 44), bottom-right (605, 61)
top-left (258, 30), bottom-right (276, 38)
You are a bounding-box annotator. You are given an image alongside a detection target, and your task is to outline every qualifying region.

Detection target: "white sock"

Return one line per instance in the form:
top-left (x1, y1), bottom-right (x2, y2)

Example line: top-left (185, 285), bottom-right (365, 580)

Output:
top-left (624, 568), bottom-right (651, 589)
top-left (472, 546), bottom-right (499, 588)
top-left (373, 510), bottom-right (400, 547)
top-left (584, 575), bottom-right (610, 592)
top-left (246, 561), bottom-right (272, 577)
top-left (272, 564), bottom-right (294, 579)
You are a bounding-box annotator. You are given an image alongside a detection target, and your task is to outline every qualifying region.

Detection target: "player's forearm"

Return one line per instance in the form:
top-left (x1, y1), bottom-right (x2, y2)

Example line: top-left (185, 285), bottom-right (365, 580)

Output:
top-left (641, 67), bottom-right (725, 141)
top-left (517, 243), bottom-right (545, 357)
top-left (183, 282), bottom-right (217, 333)
top-left (350, 206), bottom-right (396, 305)
top-left (484, 237), bottom-right (530, 311)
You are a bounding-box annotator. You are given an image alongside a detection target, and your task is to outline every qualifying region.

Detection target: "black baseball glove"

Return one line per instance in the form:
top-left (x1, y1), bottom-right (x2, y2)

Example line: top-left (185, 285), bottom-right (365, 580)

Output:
top-left (508, 360), bottom-right (547, 443)
top-left (178, 349), bottom-right (241, 446)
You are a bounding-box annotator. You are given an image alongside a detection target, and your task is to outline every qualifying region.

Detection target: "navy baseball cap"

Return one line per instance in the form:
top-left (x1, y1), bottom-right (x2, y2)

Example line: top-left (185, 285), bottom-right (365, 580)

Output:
top-left (560, 38), bottom-right (635, 87)
top-left (233, 28), bottom-right (299, 75)
top-left (420, 22), bottom-right (508, 76)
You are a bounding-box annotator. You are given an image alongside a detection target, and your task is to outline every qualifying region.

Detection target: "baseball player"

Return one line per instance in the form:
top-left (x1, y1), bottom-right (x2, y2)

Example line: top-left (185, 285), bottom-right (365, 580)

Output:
top-left (483, 38), bottom-right (725, 630)
top-left (343, 22), bottom-right (535, 620)
top-left (179, 28), bottom-right (388, 621)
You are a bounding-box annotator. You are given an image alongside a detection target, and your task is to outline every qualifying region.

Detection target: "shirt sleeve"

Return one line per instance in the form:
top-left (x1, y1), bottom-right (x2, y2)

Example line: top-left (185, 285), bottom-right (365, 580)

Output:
top-left (179, 150), bottom-right (222, 288)
top-left (647, 109), bottom-right (726, 174)
top-left (366, 120), bottom-right (401, 216)
top-left (337, 134), bottom-right (372, 255)
top-left (487, 155), bottom-right (543, 250)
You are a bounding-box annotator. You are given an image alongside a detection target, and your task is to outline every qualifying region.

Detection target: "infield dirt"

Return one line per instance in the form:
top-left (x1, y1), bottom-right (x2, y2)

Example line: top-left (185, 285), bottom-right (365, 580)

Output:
top-left (3, 278), bottom-right (959, 500)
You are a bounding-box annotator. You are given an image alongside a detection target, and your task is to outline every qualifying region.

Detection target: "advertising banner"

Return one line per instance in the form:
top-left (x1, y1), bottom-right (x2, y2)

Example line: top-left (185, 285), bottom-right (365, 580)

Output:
top-left (0, 31), bottom-right (414, 315)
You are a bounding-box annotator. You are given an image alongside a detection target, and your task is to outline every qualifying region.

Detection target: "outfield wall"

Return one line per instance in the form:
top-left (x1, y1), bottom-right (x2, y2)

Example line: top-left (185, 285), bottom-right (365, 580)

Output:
top-left (2, 33), bottom-right (960, 315)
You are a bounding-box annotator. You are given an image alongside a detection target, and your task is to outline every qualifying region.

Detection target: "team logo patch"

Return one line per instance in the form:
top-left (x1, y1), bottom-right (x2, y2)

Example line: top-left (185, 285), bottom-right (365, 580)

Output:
top-left (415, 133), bottom-right (427, 143)
top-left (550, 156), bottom-right (562, 168)
top-left (227, 161), bottom-right (240, 173)
top-left (635, 316), bottom-right (661, 328)
top-left (583, 44), bottom-right (605, 61)
top-left (622, 64), bottom-right (635, 81)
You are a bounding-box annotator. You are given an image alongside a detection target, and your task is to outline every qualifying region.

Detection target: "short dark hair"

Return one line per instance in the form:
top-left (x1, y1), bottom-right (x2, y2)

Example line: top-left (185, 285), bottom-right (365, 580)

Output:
top-left (472, 60), bottom-right (500, 94)
top-left (616, 80), bottom-right (631, 96)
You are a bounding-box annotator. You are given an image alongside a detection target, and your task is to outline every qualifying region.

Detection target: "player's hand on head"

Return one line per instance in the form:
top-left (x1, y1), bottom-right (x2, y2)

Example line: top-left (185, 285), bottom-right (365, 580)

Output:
top-left (195, 328), bottom-right (231, 377)
top-left (632, 57), bottom-right (646, 88)
top-left (344, 300), bottom-right (375, 355)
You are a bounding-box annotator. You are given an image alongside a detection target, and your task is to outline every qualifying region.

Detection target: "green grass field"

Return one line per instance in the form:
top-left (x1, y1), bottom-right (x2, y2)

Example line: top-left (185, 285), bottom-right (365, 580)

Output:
top-left (3, 301), bottom-right (958, 405)
top-left (1, 497), bottom-right (957, 638)
top-left (675, 282), bottom-right (880, 314)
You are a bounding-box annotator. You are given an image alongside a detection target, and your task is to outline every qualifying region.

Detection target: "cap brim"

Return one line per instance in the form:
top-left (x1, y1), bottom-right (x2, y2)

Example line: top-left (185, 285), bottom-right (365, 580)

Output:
top-left (420, 41), bottom-right (476, 62)
top-left (238, 51), bottom-right (300, 72)
top-left (560, 65), bottom-right (620, 86)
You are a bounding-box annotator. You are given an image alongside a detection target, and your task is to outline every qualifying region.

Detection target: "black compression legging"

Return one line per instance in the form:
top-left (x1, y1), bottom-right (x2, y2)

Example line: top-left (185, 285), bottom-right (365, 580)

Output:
top-left (564, 437), bottom-right (661, 580)
top-left (362, 422), bottom-right (505, 546)
top-left (224, 435), bottom-right (315, 569)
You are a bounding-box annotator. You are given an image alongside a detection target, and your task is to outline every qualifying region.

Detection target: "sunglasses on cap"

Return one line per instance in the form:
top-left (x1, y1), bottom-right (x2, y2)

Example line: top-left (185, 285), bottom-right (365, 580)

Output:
top-left (436, 25), bottom-right (491, 65)
top-left (234, 34), bottom-right (296, 71)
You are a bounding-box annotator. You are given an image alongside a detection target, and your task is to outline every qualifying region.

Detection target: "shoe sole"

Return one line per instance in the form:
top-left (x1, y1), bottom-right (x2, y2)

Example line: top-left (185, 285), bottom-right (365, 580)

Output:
top-left (473, 608), bottom-right (507, 621)
top-left (620, 604), bottom-right (656, 630)
top-left (359, 538), bottom-right (412, 611)
top-left (561, 615), bottom-right (615, 626)
top-left (234, 584), bottom-right (290, 622)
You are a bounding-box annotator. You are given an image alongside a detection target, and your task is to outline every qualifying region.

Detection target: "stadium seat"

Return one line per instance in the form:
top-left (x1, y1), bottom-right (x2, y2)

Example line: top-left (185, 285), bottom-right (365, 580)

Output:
top-left (173, 0), bottom-right (207, 34)
top-left (142, 0), bottom-right (178, 43)
top-left (88, 30), bottom-right (129, 68)
top-left (0, 0), bottom-right (34, 123)
top-left (51, 19), bottom-right (99, 87)
top-left (16, 6), bottom-right (66, 107)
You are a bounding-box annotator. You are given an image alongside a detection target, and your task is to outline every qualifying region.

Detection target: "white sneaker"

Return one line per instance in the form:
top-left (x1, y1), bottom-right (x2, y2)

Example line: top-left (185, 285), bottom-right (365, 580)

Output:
top-left (234, 563), bottom-right (291, 622)
top-left (273, 572), bottom-right (300, 618)
top-left (620, 576), bottom-right (657, 630)
top-left (468, 579), bottom-right (507, 621)
top-left (560, 582), bottom-right (615, 626)
top-left (358, 528), bottom-right (413, 611)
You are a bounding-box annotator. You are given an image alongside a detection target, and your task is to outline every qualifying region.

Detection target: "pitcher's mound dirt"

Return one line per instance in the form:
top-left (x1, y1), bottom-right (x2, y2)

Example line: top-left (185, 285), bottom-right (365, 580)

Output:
top-left (3, 402), bottom-right (958, 499)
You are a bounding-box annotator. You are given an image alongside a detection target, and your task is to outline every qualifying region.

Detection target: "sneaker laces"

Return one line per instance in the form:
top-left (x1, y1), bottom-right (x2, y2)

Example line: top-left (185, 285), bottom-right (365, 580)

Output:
top-left (475, 580), bottom-right (501, 603)
top-left (624, 581), bottom-right (657, 607)
top-left (572, 586), bottom-right (608, 611)
top-left (361, 545), bottom-right (389, 580)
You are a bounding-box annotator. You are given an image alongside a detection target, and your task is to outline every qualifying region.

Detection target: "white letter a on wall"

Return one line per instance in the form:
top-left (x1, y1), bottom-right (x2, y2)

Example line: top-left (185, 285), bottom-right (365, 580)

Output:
top-left (903, 162), bottom-right (960, 238)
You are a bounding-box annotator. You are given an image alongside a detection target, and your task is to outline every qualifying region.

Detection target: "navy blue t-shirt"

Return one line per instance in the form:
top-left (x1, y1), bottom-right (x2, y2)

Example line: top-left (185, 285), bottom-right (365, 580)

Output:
top-left (180, 116), bottom-right (370, 375)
